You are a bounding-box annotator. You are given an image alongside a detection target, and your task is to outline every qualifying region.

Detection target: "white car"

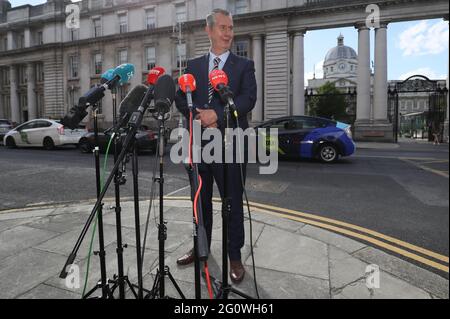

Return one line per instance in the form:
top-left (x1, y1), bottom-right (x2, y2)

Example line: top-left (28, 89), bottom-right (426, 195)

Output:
top-left (3, 119), bottom-right (86, 150)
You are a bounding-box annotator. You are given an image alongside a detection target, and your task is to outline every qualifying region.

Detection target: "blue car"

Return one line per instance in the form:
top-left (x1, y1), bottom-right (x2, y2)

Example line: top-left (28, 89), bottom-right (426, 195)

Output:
top-left (256, 116), bottom-right (355, 163)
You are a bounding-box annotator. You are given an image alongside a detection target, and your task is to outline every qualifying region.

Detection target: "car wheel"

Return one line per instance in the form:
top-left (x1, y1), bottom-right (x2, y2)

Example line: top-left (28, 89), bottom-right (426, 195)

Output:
top-left (79, 139), bottom-right (92, 153)
top-left (5, 136), bottom-right (16, 149)
top-left (319, 143), bottom-right (339, 163)
top-left (43, 137), bottom-right (55, 150)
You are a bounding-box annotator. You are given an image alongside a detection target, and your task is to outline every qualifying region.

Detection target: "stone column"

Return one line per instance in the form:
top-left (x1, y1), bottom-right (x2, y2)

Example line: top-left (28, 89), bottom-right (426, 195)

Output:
top-left (374, 23), bottom-right (389, 123)
top-left (27, 63), bottom-right (37, 120)
top-left (10, 65), bottom-right (20, 124)
top-left (444, 18), bottom-right (449, 143)
top-left (355, 25), bottom-right (371, 123)
top-left (292, 30), bottom-right (305, 116)
top-left (252, 34), bottom-right (264, 123)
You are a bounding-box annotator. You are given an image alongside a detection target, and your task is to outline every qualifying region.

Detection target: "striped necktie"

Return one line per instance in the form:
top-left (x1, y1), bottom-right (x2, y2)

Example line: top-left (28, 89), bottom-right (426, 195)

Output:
top-left (208, 57), bottom-right (221, 104)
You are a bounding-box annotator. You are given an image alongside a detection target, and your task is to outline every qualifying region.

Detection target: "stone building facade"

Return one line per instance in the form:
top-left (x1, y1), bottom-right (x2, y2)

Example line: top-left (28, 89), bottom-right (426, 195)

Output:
top-left (0, 0), bottom-right (448, 141)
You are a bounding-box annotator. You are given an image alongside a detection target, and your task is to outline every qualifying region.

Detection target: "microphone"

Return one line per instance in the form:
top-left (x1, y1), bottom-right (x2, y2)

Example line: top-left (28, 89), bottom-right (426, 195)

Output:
top-left (154, 74), bottom-right (176, 115)
top-left (127, 68), bottom-right (169, 128)
top-left (178, 73), bottom-right (197, 110)
top-left (61, 64), bottom-right (136, 129)
top-left (100, 68), bottom-right (115, 85)
top-left (209, 69), bottom-right (238, 117)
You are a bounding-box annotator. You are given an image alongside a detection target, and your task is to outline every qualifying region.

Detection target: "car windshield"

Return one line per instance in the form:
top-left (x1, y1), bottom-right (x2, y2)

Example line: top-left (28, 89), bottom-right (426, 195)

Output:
top-left (0, 120), bottom-right (11, 125)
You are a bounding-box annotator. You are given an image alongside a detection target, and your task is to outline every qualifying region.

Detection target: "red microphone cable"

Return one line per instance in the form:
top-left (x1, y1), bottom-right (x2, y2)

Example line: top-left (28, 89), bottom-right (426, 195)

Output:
top-left (179, 74), bottom-right (214, 300)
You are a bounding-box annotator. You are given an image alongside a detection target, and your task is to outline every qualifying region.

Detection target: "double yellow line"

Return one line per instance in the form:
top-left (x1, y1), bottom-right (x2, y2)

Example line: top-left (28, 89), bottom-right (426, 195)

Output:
top-left (165, 196), bottom-right (449, 273)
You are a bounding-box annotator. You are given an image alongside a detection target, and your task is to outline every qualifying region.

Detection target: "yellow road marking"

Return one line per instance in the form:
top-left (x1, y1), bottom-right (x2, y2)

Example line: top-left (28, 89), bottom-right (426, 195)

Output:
top-left (165, 196), bottom-right (450, 269)
top-left (256, 208), bottom-right (449, 273)
top-left (401, 158), bottom-right (449, 179)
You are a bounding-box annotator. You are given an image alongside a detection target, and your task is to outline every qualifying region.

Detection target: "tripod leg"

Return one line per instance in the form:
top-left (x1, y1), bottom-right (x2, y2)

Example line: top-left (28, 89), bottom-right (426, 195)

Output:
top-left (167, 269), bottom-right (186, 299)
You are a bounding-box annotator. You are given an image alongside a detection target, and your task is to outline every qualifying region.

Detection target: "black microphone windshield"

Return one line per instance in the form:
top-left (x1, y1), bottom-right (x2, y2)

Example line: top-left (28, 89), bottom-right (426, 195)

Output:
top-left (119, 84), bottom-right (148, 118)
top-left (154, 74), bottom-right (175, 114)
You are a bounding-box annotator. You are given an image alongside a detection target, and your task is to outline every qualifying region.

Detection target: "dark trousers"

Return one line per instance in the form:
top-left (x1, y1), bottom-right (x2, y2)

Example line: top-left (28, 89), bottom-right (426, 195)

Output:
top-left (199, 161), bottom-right (246, 261)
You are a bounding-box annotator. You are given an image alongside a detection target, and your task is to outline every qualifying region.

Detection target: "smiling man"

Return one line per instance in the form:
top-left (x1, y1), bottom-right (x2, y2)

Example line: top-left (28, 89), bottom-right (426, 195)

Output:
top-left (175, 8), bottom-right (257, 284)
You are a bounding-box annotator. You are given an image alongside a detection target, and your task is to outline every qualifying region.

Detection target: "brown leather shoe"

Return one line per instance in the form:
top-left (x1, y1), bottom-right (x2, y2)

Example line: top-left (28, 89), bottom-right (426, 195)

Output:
top-left (176, 249), bottom-right (195, 266)
top-left (230, 260), bottom-right (245, 284)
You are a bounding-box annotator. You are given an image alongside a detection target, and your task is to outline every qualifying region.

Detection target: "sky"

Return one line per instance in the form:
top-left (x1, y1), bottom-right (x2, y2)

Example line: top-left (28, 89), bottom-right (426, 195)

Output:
top-left (9, 1), bottom-right (449, 85)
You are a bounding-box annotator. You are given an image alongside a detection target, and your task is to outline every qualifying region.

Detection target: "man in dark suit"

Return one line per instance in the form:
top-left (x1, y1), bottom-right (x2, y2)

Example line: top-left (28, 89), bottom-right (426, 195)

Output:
top-left (174, 8), bottom-right (257, 283)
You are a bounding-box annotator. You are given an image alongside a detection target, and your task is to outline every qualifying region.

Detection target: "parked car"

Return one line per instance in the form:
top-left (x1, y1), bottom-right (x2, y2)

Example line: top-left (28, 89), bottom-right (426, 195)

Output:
top-left (3, 119), bottom-right (86, 150)
top-left (0, 119), bottom-right (14, 144)
top-left (256, 116), bottom-right (355, 163)
top-left (78, 128), bottom-right (158, 154)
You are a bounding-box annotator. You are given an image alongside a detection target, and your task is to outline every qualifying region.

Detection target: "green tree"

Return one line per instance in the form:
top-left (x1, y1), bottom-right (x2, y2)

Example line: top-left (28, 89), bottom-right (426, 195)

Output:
top-left (308, 82), bottom-right (348, 122)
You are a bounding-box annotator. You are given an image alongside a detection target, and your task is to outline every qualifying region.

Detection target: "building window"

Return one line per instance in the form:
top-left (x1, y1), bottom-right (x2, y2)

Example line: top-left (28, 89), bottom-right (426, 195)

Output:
top-left (175, 2), bottom-right (187, 23)
top-left (145, 47), bottom-right (156, 71)
top-left (69, 55), bottom-right (79, 78)
top-left (330, 67), bottom-right (334, 72)
top-left (117, 49), bottom-right (128, 65)
top-left (229, 0), bottom-right (248, 15)
top-left (118, 13), bottom-right (128, 34)
top-left (36, 63), bottom-right (44, 82)
top-left (176, 42), bottom-right (187, 69)
top-left (233, 40), bottom-right (249, 58)
top-left (146, 8), bottom-right (156, 30)
top-left (1, 68), bottom-right (10, 86)
top-left (37, 31), bottom-right (43, 45)
top-left (17, 33), bottom-right (25, 49)
top-left (71, 29), bottom-right (79, 41)
top-left (93, 17), bottom-right (102, 38)
top-left (2, 37), bottom-right (7, 51)
top-left (93, 53), bottom-right (102, 75)
top-left (19, 65), bottom-right (27, 84)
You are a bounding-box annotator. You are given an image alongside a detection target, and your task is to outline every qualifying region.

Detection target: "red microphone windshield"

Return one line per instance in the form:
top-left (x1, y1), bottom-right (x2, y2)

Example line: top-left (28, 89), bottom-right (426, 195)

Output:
top-left (147, 67), bottom-right (166, 85)
top-left (178, 74), bottom-right (197, 93)
top-left (209, 69), bottom-right (228, 91)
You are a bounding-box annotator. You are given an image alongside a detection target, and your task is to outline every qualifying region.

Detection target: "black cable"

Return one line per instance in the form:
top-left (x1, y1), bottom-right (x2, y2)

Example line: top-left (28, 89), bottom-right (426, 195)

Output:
top-left (235, 119), bottom-right (260, 299)
top-left (140, 129), bottom-right (161, 267)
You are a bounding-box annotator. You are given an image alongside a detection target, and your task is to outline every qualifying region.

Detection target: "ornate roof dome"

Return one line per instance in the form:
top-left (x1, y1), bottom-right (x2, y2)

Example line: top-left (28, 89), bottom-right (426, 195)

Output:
top-left (324, 35), bottom-right (357, 63)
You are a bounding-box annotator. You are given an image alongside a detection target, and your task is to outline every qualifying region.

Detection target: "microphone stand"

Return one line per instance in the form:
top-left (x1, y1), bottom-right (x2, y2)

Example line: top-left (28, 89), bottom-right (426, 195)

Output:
top-left (59, 92), bottom-right (155, 298)
top-left (145, 112), bottom-right (186, 300)
top-left (81, 106), bottom-right (114, 299)
top-left (107, 87), bottom-right (138, 299)
top-left (208, 102), bottom-right (253, 300)
top-left (184, 108), bottom-right (210, 300)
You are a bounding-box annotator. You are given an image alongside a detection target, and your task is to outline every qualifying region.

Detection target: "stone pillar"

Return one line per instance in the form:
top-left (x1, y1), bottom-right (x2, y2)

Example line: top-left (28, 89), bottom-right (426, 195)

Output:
top-left (252, 34), bottom-right (264, 123)
top-left (27, 63), bottom-right (37, 120)
top-left (444, 18), bottom-right (449, 143)
top-left (369, 22), bottom-right (393, 142)
top-left (355, 25), bottom-right (371, 123)
top-left (10, 65), bottom-right (20, 124)
top-left (0, 92), bottom-right (4, 118)
top-left (374, 24), bottom-right (389, 123)
top-left (292, 30), bottom-right (305, 116)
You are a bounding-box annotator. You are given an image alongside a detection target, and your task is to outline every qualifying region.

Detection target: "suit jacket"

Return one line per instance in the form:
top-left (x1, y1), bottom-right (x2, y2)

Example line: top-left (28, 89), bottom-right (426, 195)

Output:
top-left (175, 52), bottom-right (257, 130)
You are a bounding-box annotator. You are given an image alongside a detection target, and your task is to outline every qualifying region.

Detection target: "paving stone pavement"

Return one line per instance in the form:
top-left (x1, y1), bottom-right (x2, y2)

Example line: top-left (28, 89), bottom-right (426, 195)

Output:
top-left (0, 199), bottom-right (447, 299)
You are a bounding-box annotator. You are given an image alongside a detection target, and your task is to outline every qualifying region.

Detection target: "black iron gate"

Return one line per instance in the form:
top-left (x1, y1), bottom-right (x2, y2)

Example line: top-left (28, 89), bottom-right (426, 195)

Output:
top-left (388, 75), bottom-right (448, 143)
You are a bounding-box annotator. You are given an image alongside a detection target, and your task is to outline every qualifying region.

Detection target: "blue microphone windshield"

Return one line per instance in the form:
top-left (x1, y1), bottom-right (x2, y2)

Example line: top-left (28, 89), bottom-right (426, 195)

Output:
top-left (113, 63), bottom-right (135, 85)
top-left (101, 68), bottom-right (115, 83)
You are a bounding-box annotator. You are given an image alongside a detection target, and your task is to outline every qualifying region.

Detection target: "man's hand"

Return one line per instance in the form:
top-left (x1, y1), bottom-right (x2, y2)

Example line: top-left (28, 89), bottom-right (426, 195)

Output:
top-left (196, 108), bottom-right (218, 128)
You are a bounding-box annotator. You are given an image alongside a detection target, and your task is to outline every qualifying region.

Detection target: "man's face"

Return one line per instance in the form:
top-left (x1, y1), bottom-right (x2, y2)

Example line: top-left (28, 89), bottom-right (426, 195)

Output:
top-left (206, 13), bottom-right (234, 54)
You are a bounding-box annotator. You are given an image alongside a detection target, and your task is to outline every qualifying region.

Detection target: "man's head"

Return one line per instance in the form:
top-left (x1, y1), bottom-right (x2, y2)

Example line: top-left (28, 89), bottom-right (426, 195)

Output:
top-left (206, 9), bottom-right (234, 55)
